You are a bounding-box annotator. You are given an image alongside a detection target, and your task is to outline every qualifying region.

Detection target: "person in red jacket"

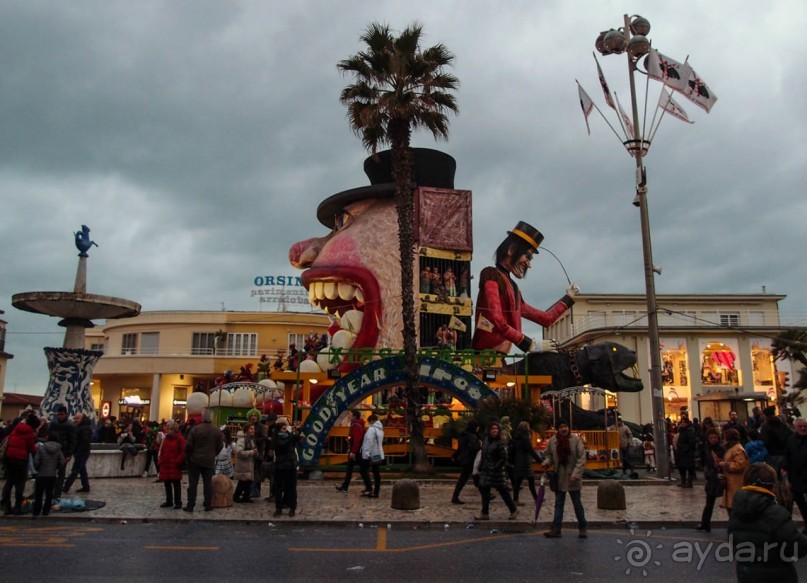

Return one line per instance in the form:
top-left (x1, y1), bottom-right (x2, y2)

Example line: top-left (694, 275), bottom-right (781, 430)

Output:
top-left (2, 414), bottom-right (40, 515)
top-left (158, 420), bottom-right (186, 509)
top-left (335, 410), bottom-right (366, 493)
top-left (472, 221), bottom-right (577, 357)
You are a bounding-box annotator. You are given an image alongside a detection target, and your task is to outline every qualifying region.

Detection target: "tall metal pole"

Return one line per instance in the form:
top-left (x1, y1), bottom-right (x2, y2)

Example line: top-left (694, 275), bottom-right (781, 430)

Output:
top-left (621, 14), bottom-right (670, 476)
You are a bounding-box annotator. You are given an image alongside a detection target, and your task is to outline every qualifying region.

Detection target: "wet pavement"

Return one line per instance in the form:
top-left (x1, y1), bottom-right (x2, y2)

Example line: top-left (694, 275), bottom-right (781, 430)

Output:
top-left (2, 472), bottom-right (762, 530)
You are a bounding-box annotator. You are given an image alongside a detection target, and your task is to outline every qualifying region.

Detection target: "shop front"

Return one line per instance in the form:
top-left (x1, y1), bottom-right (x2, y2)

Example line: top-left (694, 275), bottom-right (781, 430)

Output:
top-left (118, 388), bottom-right (151, 423)
top-left (661, 337), bottom-right (692, 421)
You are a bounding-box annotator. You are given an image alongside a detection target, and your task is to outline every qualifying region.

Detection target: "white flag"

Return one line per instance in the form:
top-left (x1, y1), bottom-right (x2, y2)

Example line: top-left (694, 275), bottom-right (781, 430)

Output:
top-left (645, 49), bottom-right (691, 94)
top-left (658, 88), bottom-right (693, 124)
top-left (683, 67), bottom-right (718, 113)
top-left (577, 82), bottom-right (594, 135)
top-left (615, 94), bottom-right (635, 140)
top-left (594, 52), bottom-right (616, 110)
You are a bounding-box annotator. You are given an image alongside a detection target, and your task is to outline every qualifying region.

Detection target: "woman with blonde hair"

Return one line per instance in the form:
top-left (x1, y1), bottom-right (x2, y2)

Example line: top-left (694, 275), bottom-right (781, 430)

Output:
top-left (720, 428), bottom-right (750, 517)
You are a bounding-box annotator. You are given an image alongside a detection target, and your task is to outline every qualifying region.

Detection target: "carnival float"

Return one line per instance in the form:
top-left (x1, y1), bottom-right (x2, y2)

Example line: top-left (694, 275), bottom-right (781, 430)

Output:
top-left (277, 148), bottom-right (645, 471)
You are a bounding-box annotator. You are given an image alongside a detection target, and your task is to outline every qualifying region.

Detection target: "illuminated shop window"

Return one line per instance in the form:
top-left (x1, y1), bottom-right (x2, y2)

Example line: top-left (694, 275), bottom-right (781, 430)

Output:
top-left (661, 338), bottom-right (690, 421)
top-left (751, 340), bottom-right (776, 391)
top-left (700, 340), bottom-right (740, 386)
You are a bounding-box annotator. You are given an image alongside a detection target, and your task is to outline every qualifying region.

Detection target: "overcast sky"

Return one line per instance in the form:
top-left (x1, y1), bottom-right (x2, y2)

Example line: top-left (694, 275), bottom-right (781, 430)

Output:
top-left (2, 1), bottom-right (805, 396)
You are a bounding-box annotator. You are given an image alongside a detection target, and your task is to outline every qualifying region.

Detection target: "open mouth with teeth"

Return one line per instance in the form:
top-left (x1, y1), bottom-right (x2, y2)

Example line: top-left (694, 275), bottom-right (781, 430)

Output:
top-left (301, 267), bottom-right (382, 372)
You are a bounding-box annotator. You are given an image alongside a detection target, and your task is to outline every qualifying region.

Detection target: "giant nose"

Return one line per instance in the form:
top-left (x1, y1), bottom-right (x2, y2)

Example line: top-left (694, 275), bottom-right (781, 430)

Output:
top-left (289, 237), bottom-right (323, 269)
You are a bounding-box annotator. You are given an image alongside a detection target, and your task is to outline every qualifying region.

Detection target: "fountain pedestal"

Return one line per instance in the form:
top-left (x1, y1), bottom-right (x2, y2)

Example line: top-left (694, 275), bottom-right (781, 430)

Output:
top-left (12, 226), bottom-right (140, 420)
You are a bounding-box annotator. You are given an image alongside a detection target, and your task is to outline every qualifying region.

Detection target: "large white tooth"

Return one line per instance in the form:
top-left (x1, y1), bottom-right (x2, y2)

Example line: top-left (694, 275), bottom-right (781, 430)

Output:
top-left (308, 286), bottom-right (316, 304)
top-left (341, 309), bottom-right (363, 334)
top-left (355, 287), bottom-right (364, 304)
top-left (338, 283), bottom-right (356, 301)
top-left (331, 329), bottom-right (357, 350)
top-left (316, 347), bottom-right (337, 371)
top-left (323, 282), bottom-right (337, 300)
top-left (312, 281), bottom-right (325, 300)
top-left (298, 359), bottom-right (322, 373)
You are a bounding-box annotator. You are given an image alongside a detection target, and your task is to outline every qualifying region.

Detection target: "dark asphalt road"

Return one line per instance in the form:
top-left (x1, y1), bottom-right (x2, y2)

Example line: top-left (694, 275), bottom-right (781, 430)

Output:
top-left (1, 520), bottom-right (804, 581)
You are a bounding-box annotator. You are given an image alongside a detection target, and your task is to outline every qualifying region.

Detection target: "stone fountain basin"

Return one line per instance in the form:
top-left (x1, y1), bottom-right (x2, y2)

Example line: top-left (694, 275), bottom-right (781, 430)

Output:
top-left (12, 291), bottom-right (140, 320)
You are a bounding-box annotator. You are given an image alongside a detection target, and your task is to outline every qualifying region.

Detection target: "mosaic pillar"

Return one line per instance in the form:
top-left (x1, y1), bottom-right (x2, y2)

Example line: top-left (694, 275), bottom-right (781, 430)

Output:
top-left (40, 347), bottom-right (103, 421)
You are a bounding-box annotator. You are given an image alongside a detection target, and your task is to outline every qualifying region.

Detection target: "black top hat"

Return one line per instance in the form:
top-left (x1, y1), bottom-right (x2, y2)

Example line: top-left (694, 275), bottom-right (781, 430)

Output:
top-left (508, 221), bottom-right (544, 252)
top-left (316, 148), bottom-right (456, 228)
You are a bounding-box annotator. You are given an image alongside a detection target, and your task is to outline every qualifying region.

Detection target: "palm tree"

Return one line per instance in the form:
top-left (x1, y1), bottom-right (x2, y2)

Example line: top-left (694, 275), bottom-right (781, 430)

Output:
top-left (338, 22), bottom-right (459, 472)
top-left (771, 329), bottom-right (807, 403)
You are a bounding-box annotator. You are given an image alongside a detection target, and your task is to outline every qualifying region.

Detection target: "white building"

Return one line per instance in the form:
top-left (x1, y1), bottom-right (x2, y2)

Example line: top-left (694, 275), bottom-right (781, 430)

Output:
top-left (545, 293), bottom-right (794, 425)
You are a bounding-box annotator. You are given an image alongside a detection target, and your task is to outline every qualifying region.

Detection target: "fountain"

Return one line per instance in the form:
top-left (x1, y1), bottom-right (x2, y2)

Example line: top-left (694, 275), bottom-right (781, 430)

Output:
top-left (12, 225), bottom-right (141, 420)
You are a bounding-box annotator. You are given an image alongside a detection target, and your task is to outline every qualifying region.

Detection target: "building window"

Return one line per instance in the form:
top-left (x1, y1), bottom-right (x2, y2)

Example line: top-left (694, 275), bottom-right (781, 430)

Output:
top-left (90, 343), bottom-right (105, 353)
top-left (700, 340), bottom-right (740, 386)
top-left (751, 340), bottom-right (776, 392)
top-left (226, 333), bottom-right (257, 357)
top-left (192, 333), bottom-right (215, 355)
top-left (720, 313), bottom-right (740, 327)
top-left (661, 338), bottom-right (690, 422)
top-left (121, 333), bottom-right (137, 355)
top-left (140, 332), bottom-right (159, 355)
top-left (288, 333), bottom-right (306, 352)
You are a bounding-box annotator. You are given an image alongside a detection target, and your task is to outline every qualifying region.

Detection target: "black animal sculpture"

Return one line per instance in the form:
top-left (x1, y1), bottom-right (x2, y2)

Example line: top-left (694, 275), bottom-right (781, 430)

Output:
top-left (504, 341), bottom-right (643, 393)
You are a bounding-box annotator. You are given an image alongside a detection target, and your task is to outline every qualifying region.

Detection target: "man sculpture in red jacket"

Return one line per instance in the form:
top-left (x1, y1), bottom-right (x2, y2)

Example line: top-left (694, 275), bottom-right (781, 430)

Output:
top-left (472, 221), bottom-right (578, 357)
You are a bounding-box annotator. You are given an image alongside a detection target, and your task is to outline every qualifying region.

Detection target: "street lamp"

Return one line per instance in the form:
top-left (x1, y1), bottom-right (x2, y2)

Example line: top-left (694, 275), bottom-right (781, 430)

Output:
top-left (596, 14), bottom-right (670, 477)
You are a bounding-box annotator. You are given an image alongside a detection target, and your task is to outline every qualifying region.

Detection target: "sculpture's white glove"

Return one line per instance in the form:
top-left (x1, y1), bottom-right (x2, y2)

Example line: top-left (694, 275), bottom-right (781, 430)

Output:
top-left (529, 339), bottom-right (558, 353)
top-left (566, 283), bottom-right (580, 298)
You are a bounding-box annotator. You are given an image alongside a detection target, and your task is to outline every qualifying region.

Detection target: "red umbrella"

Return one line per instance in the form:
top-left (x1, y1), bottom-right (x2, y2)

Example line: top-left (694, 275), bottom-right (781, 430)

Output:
top-left (534, 474), bottom-right (548, 523)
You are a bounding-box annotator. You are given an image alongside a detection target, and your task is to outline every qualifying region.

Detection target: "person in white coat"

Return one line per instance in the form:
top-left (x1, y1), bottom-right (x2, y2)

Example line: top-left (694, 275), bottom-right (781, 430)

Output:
top-left (359, 414), bottom-right (385, 498)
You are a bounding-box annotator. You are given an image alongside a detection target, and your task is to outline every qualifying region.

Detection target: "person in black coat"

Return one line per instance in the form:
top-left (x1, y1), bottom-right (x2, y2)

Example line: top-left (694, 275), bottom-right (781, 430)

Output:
top-left (49, 405), bottom-right (77, 499)
top-left (696, 428), bottom-right (725, 532)
top-left (474, 421), bottom-right (518, 521)
top-left (62, 412), bottom-right (92, 494)
top-left (761, 407), bottom-right (793, 475)
top-left (675, 417), bottom-right (698, 488)
top-left (451, 420), bottom-right (481, 505)
top-left (728, 463), bottom-right (807, 583)
top-left (272, 420), bottom-right (302, 518)
top-left (510, 421), bottom-right (542, 505)
top-left (783, 417), bottom-right (807, 527)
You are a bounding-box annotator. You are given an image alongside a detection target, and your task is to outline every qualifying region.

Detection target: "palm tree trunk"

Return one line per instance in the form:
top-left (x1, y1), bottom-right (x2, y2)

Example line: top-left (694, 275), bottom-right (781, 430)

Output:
top-left (390, 124), bottom-right (431, 473)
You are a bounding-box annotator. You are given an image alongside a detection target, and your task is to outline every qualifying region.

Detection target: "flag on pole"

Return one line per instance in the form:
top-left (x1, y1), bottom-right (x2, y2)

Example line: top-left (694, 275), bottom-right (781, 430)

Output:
top-left (593, 52), bottom-right (616, 110)
top-left (448, 315), bottom-right (467, 332)
top-left (658, 88), bottom-right (693, 124)
top-left (683, 67), bottom-right (718, 113)
top-left (615, 94), bottom-right (635, 140)
top-left (577, 82), bottom-right (594, 135)
top-left (645, 49), bottom-right (691, 94)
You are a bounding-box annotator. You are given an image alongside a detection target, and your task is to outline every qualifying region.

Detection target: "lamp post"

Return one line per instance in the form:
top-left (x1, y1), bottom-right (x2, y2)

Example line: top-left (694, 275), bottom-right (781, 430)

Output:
top-left (596, 14), bottom-right (670, 477)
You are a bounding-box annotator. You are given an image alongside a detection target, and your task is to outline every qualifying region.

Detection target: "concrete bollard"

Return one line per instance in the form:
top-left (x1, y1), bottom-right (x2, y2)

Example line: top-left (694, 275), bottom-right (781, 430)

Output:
top-left (390, 479), bottom-right (421, 510)
top-left (597, 480), bottom-right (627, 510)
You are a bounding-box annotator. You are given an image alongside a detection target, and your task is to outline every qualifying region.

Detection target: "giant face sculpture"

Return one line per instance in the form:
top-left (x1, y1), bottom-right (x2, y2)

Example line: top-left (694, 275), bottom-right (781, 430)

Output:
top-left (289, 198), bottom-right (404, 371)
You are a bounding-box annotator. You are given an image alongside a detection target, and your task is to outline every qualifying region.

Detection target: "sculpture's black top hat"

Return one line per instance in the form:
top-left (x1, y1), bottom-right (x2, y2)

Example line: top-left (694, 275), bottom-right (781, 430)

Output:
top-left (316, 148), bottom-right (456, 228)
top-left (508, 221), bottom-right (544, 252)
